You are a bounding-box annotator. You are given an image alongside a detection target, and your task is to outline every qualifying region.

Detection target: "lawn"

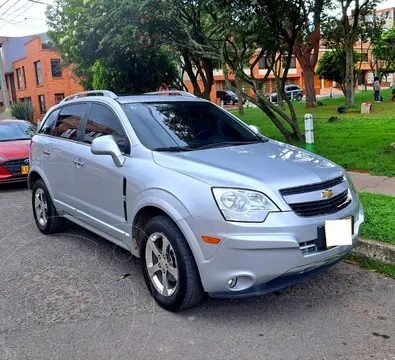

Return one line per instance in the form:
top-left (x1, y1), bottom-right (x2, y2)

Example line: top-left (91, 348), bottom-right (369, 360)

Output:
top-left (358, 192), bottom-right (395, 245)
top-left (234, 89), bottom-right (395, 177)
top-left (346, 254), bottom-right (395, 278)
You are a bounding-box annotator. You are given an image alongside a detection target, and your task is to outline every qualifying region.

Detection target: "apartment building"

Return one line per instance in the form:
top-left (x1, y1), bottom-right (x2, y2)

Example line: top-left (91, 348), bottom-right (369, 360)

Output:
top-left (0, 34), bottom-right (83, 121)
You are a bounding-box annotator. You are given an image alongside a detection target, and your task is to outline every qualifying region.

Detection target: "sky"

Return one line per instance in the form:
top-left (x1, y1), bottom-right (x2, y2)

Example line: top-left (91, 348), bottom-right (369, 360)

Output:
top-left (1, 0), bottom-right (395, 37)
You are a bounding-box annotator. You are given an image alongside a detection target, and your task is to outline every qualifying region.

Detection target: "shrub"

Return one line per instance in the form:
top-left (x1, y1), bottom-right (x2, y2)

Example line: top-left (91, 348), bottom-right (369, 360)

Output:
top-left (10, 101), bottom-right (35, 123)
top-left (316, 100), bottom-right (324, 106)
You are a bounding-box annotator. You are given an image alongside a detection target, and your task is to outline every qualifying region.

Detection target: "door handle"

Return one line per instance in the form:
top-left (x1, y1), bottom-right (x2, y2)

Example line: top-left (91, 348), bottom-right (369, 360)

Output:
top-left (43, 149), bottom-right (50, 156)
top-left (73, 159), bottom-right (84, 168)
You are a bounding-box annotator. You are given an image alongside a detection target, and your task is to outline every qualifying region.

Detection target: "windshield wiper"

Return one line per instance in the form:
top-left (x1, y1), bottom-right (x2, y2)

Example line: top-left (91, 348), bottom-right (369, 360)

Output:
top-left (153, 146), bottom-right (195, 152)
top-left (195, 140), bottom-right (263, 150)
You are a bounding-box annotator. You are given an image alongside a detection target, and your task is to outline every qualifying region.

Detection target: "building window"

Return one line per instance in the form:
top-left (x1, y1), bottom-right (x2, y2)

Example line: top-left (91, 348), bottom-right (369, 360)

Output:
top-left (22, 66), bottom-right (27, 89)
top-left (54, 93), bottom-right (65, 104)
top-left (51, 59), bottom-right (62, 78)
top-left (16, 68), bottom-right (23, 89)
top-left (38, 94), bottom-right (46, 114)
top-left (289, 56), bottom-right (297, 69)
top-left (34, 61), bottom-right (43, 85)
top-left (20, 97), bottom-right (32, 103)
top-left (258, 57), bottom-right (274, 70)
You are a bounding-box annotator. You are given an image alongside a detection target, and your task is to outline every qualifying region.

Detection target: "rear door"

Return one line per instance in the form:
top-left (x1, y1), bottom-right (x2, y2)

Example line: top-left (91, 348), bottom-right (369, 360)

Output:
top-left (70, 102), bottom-right (131, 242)
top-left (39, 103), bottom-right (88, 213)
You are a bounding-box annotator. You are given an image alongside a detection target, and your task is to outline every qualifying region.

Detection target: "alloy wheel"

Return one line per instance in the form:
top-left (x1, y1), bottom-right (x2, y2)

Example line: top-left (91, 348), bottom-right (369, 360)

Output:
top-left (34, 188), bottom-right (48, 226)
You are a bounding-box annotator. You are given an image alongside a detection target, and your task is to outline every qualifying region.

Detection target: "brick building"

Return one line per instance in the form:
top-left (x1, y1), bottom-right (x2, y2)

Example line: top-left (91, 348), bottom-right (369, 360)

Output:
top-left (0, 34), bottom-right (83, 121)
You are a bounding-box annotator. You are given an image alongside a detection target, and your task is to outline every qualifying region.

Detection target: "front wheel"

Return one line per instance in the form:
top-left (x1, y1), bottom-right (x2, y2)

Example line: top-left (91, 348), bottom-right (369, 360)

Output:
top-left (296, 94), bottom-right (303, 101)
top-left (140, 215), bottom-right (204, 311)
top-left (32, 179), bottom-right (67, 234)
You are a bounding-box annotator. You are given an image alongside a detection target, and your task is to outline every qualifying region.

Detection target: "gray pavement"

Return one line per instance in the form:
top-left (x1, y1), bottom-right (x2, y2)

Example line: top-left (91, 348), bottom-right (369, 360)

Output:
top-left (0, 184), bottom-right (394, 360)
top-left (349, 171), bottom-right (395, 197)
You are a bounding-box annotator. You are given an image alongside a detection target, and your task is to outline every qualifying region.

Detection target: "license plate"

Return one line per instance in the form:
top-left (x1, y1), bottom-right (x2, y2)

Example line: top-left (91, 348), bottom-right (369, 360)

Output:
top-left (21, 165), bottom-right (29, 175)
top-left (324, 217), bottom-right (353, 248)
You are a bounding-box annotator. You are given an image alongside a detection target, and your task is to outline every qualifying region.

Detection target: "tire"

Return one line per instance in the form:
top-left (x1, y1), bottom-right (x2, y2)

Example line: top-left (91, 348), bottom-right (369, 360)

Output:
top-left (296, 94), bottom-right (303, 101)
top-left (32, 179), bottom-right (67, 234)
top-left (140, 215), bottom-right (204, 311)
top-left (229, 100), bottom-right (234, 105)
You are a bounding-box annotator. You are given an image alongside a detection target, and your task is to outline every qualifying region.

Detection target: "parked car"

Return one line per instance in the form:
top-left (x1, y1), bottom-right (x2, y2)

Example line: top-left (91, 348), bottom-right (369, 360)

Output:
top-left (0, 119), bottom-right (35, 184)
top-left (216, 90), bottom-right (243, 105)
top-left (267, 85), bottom-right (303, 103)
top-left (29, 90), bottom-right (364, 311)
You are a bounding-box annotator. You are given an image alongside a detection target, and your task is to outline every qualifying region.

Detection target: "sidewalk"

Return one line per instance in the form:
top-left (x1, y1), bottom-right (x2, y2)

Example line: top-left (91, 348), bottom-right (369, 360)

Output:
top-left (349, 171), bottom-right (395, 196)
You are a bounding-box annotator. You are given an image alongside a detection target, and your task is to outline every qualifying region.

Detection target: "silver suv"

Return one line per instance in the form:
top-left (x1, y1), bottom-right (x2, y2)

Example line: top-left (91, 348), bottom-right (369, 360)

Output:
top-left (29, 90), bottom-right (364, 311)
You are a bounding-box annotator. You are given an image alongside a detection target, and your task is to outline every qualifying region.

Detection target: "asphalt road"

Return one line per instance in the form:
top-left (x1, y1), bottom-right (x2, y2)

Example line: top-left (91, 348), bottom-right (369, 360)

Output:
top-left (0, 184), bottom-right (394, 360)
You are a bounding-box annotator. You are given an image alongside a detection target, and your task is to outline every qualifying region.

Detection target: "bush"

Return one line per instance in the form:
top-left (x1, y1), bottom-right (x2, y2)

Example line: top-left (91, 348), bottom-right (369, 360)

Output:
top-left (10, 101), bottom-right (35, 123)
top-left (317, 100), bottom-right (324, 106)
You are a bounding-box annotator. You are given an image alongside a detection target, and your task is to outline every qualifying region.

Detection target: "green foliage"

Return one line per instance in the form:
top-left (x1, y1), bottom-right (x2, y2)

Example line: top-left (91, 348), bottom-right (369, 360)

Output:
top-left (346, 254), bottom-right (395, 278)
top-left (10, 101), bottom-right (35, 123)
top-left (316, 100), bottom-right (324, 106)
top-left (358, 192), bottom-right (395, 245)
top-left (46, 0), bottom-right (179, 92)
top-left (373, 25), bottom-right (395, 72)
top-left (316, 49), bottom-right (361, 92)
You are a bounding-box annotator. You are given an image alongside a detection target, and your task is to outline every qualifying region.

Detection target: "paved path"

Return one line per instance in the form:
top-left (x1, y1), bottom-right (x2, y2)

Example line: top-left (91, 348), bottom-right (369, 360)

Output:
top-left (0, 184), bottom-right (394, 360)
top-left (349, 172), bottom-right (395, 197)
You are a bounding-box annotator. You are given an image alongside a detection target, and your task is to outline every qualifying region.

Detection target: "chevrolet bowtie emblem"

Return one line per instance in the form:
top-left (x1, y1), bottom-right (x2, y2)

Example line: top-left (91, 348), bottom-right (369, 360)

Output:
top-left (321, 189), bottom-right (333, 199)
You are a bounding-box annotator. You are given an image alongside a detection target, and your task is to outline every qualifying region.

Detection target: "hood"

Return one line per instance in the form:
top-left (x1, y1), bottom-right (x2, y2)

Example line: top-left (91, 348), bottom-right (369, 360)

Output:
top-left (153, 141), bottom-right (344, 192)
top-left (0, 140), bottom-right (30, 160)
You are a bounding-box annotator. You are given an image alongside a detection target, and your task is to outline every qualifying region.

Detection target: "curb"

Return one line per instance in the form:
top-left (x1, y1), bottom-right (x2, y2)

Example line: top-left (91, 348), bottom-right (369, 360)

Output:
top-left (351, 239), bottom-right (395, 265)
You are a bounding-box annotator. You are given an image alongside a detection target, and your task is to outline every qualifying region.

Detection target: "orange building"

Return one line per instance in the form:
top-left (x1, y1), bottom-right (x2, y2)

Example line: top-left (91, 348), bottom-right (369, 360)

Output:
top-left (0, 34), bottom-right (83, 121)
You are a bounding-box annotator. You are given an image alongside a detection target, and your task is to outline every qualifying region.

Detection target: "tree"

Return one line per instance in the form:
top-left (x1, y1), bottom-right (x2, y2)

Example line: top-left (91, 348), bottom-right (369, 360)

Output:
top-left (316, 49), bottom-right (361, 96)
top-left (46, 0), bottom-right (179, 93)
top-left (373, 25), bottom-right (395, 79)
top-left (339, 0), bottom-right (377, 107)
top-left (293, 0), bottom-right (330, 108)
top-left (211, 0), bottom-right (305, 141)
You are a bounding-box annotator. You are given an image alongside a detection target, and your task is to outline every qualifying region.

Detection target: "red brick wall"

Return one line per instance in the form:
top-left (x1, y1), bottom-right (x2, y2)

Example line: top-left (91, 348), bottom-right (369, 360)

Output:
top-left (11, 36), bottom-right (83, 122)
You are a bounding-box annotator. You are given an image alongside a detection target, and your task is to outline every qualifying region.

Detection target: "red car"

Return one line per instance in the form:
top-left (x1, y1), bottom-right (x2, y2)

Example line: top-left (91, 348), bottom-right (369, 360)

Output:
top-left (0, 120), bottom-right (36, 184)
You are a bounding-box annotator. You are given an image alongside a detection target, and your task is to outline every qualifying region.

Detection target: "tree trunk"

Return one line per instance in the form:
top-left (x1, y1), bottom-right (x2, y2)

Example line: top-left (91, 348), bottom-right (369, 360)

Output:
top-left (256, 98), bottom-right (293, 141)
top-left (303, 67), bottom-right (317, 108)
top-left (236, 78), bottom-right (244, 114)
top-left (345, 48), bottom-right (354, 107)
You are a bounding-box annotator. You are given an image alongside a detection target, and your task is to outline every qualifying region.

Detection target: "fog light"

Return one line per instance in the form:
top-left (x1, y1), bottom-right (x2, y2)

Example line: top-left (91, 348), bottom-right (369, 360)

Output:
top-left (227, 277), bottom-right (237, 289)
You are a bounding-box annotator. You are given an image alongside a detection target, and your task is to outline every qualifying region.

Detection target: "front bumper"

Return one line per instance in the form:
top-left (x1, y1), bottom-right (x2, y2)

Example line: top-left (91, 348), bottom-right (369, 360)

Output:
top-left (185, 195), bottom-right (364, 297)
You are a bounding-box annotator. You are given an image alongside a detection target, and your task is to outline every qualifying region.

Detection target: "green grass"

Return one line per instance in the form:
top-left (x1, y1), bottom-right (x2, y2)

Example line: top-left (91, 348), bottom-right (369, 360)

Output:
top-left (358, 192), bottom-right (395, 245)
top-left (346, 254), bottom-right (395, 278)
top-left (234, 89), bottom-right (395, 177)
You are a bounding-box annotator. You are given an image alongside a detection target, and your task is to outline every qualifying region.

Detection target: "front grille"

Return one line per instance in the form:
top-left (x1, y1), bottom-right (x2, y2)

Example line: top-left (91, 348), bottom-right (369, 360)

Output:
top-left (1, 158), bottom-right (28, 175)
top-left (289, 190), bottom-right (351, 217)
top-left (280, 176), bottom-right (345, 196)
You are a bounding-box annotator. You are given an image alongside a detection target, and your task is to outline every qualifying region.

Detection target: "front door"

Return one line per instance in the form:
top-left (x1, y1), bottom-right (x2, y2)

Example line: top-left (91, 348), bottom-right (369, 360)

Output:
top-left (39, 103), bottom-right (88, 214)
top-left (71, 102), bottom-right (131, 242)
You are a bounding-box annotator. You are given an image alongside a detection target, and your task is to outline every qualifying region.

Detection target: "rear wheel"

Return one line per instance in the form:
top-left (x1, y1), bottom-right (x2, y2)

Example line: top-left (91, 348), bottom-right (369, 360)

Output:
top-left (32, 179), bottom-right (67, 234)
top-left (140, 215), bottom-right (204, 311)
top-left (229, 99), bottom-right (234, 105)
top-left (296, 93), bottom-right (303, 101)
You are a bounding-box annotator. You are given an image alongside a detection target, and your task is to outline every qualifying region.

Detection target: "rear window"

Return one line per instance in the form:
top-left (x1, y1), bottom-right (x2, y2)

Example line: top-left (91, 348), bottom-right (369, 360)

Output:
top-left (0, 122), bottom-right (36, 141)
top-left (122, 101), bottom-right (257, 150)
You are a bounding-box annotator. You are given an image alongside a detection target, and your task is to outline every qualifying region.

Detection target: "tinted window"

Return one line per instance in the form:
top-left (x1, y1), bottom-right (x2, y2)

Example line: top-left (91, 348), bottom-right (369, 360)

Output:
top-left (53, 104), bottom-right (86, 140)
top-left (84, 104), bottom-right (129, 154)
top-left (0, 122), bottom-right (35, 141)
top-left (122, 102), bottom-right (258, 150)
top-left (39, 109), bottom-right (59, 135)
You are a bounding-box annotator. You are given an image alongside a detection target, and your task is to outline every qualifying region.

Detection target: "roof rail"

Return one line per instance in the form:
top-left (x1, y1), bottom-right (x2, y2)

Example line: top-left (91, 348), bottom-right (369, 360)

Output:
top-left (61, 90), bottom-right (118, 103)
top-left (144, 90), bottom-right (197, 98)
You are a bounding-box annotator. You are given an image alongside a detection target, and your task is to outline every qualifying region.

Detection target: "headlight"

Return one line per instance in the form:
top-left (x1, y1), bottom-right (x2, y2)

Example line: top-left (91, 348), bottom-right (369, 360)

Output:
top-left (212, 188), bottom-right (280, 222)
top-left (344, 172), bottom-right (356, 191)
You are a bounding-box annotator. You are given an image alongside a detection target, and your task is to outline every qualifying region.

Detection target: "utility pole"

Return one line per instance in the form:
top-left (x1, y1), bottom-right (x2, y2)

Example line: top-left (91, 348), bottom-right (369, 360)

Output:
top-left (0, 46), bottom-right (10, 109)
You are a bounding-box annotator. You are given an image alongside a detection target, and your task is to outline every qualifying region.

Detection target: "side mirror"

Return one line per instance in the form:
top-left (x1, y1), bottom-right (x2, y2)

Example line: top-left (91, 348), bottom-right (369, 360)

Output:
top-left (249, 125), bottom-right (261, 135)
top-left (91, 135), bottom-right (125, 167)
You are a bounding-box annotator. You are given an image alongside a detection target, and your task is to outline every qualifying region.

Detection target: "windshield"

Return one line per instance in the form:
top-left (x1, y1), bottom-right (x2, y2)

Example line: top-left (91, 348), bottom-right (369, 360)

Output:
top-left (122, 101), bottom-right (260, 150)
top-left (225, 90), bottom-right (237, 96)
top-left (0, 122), bottom-right (36, 141)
